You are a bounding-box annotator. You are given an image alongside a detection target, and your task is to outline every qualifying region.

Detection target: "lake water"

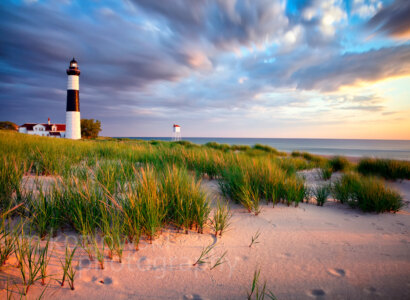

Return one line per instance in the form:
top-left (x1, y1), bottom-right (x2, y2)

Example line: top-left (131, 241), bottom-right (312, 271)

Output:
top-left (122, 137), bottom-right (410, 161)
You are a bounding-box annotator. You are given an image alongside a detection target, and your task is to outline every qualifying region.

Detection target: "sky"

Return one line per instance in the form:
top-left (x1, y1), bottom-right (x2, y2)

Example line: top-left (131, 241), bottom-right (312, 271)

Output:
top-left (0, 0), bottom-right (409, 139)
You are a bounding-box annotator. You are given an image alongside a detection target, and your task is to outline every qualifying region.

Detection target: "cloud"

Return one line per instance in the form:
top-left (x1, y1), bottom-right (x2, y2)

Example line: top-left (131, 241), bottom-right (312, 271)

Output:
top-left (341, 105), bottom-right (383, 111)
top-left (0, 0), bottom-right (408, 138)
top-left (291, 45), bottom-right (410, 91)
top-left (238, 77), bottom-right (248, 84)
top-left (131, 0), bottom-right (290, 51)
top-left (366, 0), bottom-right (410, 39)
top-left (300, 0), bottom-right (347, 37)
top-left (352, 0), bottom-right (382, 18)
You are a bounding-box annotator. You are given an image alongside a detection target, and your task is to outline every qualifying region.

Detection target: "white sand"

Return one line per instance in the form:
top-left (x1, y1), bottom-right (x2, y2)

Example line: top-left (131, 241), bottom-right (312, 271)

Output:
top-left (1, 174), bottom-right (410, 299)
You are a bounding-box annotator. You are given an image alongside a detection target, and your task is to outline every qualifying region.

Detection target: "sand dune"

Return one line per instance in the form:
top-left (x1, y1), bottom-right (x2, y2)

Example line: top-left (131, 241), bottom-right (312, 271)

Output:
top-left (1, 174), bottom-right (409, 299)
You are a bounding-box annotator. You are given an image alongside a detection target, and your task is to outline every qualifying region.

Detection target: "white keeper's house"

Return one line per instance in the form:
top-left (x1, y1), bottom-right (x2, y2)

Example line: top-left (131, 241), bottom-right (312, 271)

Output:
top-left (18, 118), bottom-right (66, 138)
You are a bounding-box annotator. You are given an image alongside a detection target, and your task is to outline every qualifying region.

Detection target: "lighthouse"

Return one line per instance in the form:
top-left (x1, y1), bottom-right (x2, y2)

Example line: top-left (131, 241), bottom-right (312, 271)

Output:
top-left (66, 58), bottom-right (81, 139)
top-left (172, 124), bottom-right (181, 141)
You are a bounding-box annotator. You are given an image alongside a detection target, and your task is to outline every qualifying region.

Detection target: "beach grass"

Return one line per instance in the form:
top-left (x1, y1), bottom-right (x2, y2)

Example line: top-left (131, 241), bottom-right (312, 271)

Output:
top-left (211, 199), bottom-right (232, 237)
top-left (332, 173), bottom-right (403, 212)
top-left (318, 167), bottom-right (332, 180)
top-left (247, 268), bottom-right (277, 300)
top-left (0, 130), bottom-right (407, 297)
top-left (193, 243), bottom-right (215, 266)
top-left (328, 156), bottom-right (351, 172)
top-left (313, 185), bottom-right (330, 206)
top-left (0, 130), bottom-right (404, 231)
top-left (357, 157), bottom-right (410, 180)
top-left (60, 244), bottom-right (77, 289)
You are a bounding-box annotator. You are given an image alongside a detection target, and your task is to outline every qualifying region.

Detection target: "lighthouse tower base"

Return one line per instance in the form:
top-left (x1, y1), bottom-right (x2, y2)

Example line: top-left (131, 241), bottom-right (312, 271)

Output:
top-left (66, 111), bottom-right (81, 139)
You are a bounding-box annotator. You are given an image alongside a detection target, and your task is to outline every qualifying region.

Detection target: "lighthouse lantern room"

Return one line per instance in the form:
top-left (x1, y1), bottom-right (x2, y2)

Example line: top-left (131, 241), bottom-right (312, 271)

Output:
top-left (66, 58), bottom-right (81, 139)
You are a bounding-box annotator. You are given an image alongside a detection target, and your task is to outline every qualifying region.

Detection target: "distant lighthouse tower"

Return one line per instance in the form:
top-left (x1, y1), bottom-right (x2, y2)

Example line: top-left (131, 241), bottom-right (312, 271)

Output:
top-left (66, 58), bottom-right (81, 139)
top-left (172, 124), bottom-right (181, 141)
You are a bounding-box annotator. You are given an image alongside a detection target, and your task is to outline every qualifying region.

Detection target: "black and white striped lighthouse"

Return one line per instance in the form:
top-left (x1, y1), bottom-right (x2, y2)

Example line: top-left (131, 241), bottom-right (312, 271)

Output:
top-left (66, 58), bottom-right (81, 139)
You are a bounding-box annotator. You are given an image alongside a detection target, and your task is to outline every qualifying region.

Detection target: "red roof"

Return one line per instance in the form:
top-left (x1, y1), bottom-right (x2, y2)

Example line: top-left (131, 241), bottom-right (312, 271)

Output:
top-left (20, 123), bottom-right (66, 131)
top-left (173, 124), bottom-right (180, 127)
top-left (19, 123), bottom-right (36, 130)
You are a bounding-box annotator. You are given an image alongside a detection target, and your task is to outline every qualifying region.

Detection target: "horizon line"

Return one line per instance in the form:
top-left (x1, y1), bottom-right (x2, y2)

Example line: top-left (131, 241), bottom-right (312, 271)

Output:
top-left (111, 136), bottom-right (410, 142)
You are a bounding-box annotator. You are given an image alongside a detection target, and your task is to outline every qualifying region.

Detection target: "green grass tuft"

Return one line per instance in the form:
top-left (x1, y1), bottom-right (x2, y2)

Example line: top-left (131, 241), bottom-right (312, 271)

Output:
top-left (357, 158), bottom-right (410, 180)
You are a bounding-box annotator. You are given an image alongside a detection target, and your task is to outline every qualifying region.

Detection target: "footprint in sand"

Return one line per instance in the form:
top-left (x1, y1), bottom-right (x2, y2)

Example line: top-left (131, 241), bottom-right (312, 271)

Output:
top-left (183, 294), bottom-right (207, 300)
top-left (98, 277), bottom-right (113, 285)
top-left (364, 286), bottom-right (380, 296)
top-left (307, 289), bottom-right (326, 298)
top-left (81, 275), bottom-right (97, 283)
top-left (277, 253), bottom-right (292, 259)
top-left (327, 268), bottom-right (346, 277)
top-left (76, 259), bottom-right (90, 270)
top-left (80, 259), bottom-right (90, 267)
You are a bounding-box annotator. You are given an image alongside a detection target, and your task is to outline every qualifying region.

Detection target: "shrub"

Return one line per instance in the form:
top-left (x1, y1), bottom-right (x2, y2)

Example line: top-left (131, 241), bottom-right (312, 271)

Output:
top-left (81, 118), bottom-right (101, 139)
top-left (357, 158), bottom-right (410, 180)
top-left (0, 121), bottom-right (18, 131)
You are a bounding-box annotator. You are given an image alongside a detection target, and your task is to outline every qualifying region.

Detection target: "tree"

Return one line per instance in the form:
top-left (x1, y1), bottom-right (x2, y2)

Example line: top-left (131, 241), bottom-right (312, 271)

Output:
top-left (81, 119), bottom-right (101, 139)
top-left (0, 121), bottom-right (18, 131)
